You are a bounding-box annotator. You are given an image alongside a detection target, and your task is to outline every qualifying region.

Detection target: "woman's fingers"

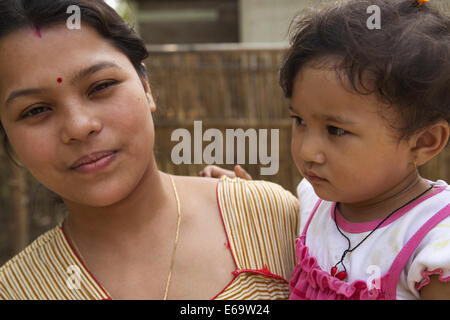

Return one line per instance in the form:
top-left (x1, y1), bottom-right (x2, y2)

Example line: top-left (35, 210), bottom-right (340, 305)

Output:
top-left (198, 165), bottom-right (252, 180)
top-left (234, 165), bottom-right (252, 180)
top-left (198, 165), bottom-right (236, 178)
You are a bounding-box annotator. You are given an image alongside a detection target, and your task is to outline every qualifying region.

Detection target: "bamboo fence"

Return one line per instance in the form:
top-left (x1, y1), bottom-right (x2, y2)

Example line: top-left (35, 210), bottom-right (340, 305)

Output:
top-left (0, 43), bottom-right (449, 266)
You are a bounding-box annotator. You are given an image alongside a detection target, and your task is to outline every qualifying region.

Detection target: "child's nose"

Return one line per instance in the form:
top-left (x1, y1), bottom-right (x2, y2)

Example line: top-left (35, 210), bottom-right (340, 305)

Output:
top-left (293, 133), bottom-right (326, 165)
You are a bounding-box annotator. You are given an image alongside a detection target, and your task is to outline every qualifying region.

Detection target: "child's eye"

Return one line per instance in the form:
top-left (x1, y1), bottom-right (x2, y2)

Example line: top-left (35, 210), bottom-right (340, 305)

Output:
top-left (20, 106), bottom-right (51, 119)
top-left (89, 81), bottom-right (117, 96)
top-left (290, 115), bottom-right (306, 126)
top-left (327, 125), bottom-right (347, 136)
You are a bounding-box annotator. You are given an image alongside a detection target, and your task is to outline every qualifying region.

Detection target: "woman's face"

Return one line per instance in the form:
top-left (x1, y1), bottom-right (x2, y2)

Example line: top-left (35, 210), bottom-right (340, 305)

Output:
top-left (0, 24), bottom-right (157, 207)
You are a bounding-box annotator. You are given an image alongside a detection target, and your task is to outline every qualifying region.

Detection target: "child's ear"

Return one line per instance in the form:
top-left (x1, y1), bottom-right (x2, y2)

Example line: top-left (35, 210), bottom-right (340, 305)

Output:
top-left (410, 120), bottom-right (450, 166)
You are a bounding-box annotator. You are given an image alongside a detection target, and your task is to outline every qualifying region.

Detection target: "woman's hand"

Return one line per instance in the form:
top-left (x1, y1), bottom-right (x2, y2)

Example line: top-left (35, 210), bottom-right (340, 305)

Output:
top-left (198, 165), bottom-right (252, 180)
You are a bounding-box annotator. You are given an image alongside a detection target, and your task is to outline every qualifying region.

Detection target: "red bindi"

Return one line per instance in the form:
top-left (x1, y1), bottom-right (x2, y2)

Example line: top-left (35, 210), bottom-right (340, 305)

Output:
top-left (33, 24), bottom-right (42, 38)
top-left (57, 78), bottom-right (63, 83)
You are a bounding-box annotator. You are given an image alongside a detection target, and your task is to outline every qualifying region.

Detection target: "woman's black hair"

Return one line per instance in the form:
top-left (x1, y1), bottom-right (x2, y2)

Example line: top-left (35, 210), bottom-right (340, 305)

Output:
top-left (280, 0), bottom-right (450, 139)
top-left (0, 0), bottom-right (149, 163)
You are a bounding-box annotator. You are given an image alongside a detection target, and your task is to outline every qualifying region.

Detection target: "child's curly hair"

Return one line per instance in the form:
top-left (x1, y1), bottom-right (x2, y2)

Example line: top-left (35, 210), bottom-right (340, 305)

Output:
top-left (280, 0), bottom-right (450, 140)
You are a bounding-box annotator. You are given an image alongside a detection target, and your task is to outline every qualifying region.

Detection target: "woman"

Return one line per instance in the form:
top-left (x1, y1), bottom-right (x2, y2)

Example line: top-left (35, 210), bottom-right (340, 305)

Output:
top-left (0, 0), bottom-right (299, 300)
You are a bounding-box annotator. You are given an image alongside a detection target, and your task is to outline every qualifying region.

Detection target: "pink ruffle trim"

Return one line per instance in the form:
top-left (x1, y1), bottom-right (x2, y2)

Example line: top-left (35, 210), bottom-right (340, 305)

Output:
top-left (415, 268), bottom-right (450, 291)
top-left (289, 236), bottom-right (387, 300)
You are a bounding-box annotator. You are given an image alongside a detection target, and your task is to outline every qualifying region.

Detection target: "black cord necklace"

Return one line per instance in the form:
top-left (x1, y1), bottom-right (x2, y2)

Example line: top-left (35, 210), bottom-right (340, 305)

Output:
top-left (331, 184), bottom-right (433, 281)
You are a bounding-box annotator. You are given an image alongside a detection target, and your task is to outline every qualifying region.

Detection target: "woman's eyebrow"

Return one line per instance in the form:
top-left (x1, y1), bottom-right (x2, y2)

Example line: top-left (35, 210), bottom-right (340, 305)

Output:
top-left (69, 61), bottom-right (121, 86)
top-left (4, 61), bottom-right (121, 108)
top-left (4, 88), bottom-right (48, 108)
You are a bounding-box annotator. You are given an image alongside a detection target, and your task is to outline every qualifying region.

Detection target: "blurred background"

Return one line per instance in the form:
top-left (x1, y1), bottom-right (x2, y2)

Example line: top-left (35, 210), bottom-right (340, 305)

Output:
top-left (1, 0), bottom-right (449, 266)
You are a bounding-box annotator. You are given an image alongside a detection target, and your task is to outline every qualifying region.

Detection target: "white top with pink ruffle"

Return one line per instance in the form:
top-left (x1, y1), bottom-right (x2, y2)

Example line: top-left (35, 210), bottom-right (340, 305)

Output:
top-left (296, 178), bottom-right (450, 299)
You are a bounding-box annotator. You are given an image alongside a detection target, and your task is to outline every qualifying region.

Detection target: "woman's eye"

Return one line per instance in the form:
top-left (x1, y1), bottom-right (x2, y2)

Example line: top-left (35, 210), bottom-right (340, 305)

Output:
top-left (89, 81), bottom-right (116, 95)
top-left (20, 106), bottom-right (50, 119)
top-left (290, 115), bottom-right (305, 126)
top-left (327, 126), bottom-right (347, 136)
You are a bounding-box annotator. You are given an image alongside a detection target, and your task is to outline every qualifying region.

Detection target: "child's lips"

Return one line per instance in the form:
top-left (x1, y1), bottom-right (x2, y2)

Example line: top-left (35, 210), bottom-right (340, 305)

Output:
top-left (303, 169), bottom-right (327, 182)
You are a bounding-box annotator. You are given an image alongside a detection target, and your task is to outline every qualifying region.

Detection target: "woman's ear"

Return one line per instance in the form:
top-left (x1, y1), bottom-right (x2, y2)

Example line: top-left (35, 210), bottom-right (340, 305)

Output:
top-left (410, 120), bottom-right (450, 166)
top-left (141, 76), bottom-right (156, 113)
top-left (139, 63), bottom-right (156, 113)
top-left (145, 88), bottom-right (156, 113)
top-left (5, 139), bottom-right (24, 168)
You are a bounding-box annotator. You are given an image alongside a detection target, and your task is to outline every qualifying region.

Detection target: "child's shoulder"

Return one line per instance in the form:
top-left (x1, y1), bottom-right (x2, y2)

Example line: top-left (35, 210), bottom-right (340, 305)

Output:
top-left (411, 179), bottom-right (449, 238)
top-left (295, 178), bottom-right (322, 232)
top-left (415, 179), bottom-right (450, 233)
top-left (414, 179), bottom-right (449, 216)
top-left (296, 178), bottom-right (319, 207)
top-left (429, 179), bottom-right (450, 198)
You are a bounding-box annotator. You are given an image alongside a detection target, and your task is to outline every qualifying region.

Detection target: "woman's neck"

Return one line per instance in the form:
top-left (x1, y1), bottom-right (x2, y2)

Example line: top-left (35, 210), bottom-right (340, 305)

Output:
top-left (63, 159), bottom-right (175, 247)
top-left (338, 171), bottom-right (432, 223)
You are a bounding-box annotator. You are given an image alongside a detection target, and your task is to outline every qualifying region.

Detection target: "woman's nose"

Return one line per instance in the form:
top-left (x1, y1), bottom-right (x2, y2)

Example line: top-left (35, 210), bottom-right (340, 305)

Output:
top-left (60, 106), bottom-right (102, 144)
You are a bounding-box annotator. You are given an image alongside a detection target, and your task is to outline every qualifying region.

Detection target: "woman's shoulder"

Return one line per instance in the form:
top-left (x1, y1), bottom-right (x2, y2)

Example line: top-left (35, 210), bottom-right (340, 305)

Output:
top-left (170, 174), bottom-right (218, 198)
top-left (170, 175), bottom-right (220, 218)
top-left (0, 223), bottom-right (110, 300)
top-left (217, 176), bottom-right (300, 244)
top-left (1, 224), bottom-right (61, 271)
top-left (0, 225), bottom-right (63, 299)
top-left (174, 174), bottom-right (300, 219)
top-left (219, 176), bottom-right (299, 201)
top-left (217, 176), bottom-right (300, 281)
top-left (218, 176), bottom-right (299, 215)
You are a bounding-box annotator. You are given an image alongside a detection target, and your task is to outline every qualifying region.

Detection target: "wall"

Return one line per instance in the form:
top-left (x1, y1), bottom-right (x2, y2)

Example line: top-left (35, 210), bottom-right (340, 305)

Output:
top-left (239, 0), bottom-right (330, 43)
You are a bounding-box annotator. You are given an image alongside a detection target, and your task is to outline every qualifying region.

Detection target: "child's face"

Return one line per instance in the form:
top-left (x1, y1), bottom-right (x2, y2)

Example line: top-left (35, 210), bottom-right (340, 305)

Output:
top-left (0, 24), bottom-right (156, 207)
top-left (289, 65), bottom-right (414, 204)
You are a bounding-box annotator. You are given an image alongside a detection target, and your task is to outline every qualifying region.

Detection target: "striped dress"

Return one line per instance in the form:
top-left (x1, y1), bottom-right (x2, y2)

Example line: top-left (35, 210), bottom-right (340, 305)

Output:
top-left (0, 177), bottom-right (300, 300)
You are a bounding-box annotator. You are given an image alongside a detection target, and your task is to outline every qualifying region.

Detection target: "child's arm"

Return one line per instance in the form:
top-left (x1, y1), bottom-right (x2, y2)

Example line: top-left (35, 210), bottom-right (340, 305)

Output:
top-left (410, 212), bottom-right (450, 300)
top-left (420, 275), bottom-right (450, 300)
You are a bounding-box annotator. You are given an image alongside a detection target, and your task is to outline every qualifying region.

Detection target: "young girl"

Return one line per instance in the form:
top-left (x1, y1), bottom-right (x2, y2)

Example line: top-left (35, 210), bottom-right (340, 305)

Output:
top-left (0, 0), bottom-right (300, 300)
top-left (202, 0), bottom-right (450, 299)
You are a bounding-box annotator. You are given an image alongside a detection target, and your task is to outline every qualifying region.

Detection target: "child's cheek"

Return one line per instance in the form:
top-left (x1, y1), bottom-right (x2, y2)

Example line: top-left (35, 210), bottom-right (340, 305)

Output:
top-left (290, 135), bottom-right (303, 172)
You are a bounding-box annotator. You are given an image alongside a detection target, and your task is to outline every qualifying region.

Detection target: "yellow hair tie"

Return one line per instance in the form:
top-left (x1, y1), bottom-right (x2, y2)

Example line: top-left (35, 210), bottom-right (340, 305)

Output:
top-left (417, 0), bottom-right (429, 6)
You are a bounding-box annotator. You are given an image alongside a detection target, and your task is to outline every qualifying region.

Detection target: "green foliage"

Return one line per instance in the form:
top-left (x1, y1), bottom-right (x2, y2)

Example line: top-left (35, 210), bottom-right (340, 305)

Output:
top-left (112, 0), bottom-right (138, 30)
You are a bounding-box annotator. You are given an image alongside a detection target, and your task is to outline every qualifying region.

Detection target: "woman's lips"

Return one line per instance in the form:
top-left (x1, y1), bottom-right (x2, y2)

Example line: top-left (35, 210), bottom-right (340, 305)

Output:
top-left (71, 150), bottom-right (118, 174)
